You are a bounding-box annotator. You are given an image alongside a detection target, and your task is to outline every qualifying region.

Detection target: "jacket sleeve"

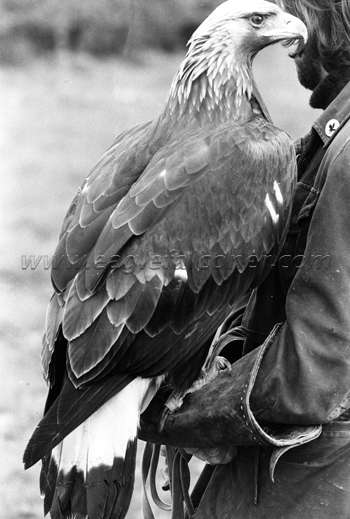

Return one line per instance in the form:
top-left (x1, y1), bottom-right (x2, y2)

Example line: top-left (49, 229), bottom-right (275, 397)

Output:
top-left (251, 139), bottom-right (350, 424)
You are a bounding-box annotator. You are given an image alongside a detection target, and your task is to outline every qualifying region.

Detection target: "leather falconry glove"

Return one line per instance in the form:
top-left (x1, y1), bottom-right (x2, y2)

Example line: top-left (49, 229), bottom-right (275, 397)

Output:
top-left (139, 325), bottom-right (322, 475)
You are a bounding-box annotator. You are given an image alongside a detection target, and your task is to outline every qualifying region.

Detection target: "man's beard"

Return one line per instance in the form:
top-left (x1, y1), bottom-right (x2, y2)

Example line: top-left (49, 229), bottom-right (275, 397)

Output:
top-left (294, 36), bottom-right (325, 91)
top-left (293, 35), bottom-right (342, 109)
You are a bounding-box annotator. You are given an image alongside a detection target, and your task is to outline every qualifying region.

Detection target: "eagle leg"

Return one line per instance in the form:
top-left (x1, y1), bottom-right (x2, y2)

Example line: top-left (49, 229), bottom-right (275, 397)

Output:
top-left (160, 324), bottom-right (244, 427)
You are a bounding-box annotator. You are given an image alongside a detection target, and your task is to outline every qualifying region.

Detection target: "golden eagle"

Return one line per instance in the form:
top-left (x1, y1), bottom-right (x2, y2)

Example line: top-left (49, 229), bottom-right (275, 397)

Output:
top-left (24, 2), bottom-right (306, 518)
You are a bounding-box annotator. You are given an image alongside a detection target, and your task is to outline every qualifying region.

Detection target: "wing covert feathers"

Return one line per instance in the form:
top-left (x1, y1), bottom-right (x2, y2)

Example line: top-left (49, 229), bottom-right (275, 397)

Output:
top-left (41, 117), bottom-right (296, 390)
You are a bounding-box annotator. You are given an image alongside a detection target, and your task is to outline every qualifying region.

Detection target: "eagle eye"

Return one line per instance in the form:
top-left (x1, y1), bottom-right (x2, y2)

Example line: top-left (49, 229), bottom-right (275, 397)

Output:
top-left (249, 14), bottom-right (266, 28)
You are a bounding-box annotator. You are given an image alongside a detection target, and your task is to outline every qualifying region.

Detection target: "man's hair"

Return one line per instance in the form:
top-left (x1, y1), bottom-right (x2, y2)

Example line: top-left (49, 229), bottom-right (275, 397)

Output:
top-left (281, 0), bottom-right (350, 77)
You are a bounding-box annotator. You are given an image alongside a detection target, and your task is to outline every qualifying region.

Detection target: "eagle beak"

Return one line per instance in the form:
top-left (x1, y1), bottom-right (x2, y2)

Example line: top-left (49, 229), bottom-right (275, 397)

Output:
top-left (265, 13), bottom-right (308, 58)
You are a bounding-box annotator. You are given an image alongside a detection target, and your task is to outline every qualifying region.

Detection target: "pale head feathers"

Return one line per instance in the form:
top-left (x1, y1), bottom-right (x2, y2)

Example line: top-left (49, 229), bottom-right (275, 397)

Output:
top-left (166, 0), bottom-right (306, 121)
top-left (189, 0), bottom-right (280, 43)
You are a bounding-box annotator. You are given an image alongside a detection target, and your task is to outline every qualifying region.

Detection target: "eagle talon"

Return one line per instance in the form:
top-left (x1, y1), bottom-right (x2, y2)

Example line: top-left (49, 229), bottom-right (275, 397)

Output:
top-left (214, 355), bottom-right (232, 373)
top-left (192, 355), bottom-right (232, 393)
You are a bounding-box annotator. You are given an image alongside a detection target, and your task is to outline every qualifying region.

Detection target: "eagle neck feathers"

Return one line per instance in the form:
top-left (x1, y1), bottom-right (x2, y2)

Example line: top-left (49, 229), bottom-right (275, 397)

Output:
top-left (165, 29), bottom-right (254, 124)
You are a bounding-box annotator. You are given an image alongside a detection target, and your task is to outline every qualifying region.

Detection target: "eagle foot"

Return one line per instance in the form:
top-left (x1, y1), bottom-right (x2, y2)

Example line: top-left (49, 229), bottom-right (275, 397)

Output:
top-left (164, 356), bottom-right (231, 418)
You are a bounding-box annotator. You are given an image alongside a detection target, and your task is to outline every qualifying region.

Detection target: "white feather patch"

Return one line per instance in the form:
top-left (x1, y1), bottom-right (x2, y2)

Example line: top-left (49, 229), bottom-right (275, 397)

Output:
top-left (174, 259), bottom-right (188, 282)
top-left (273, 181), bottom-right (284, 205)
top-left (265, 193), bottom-right (279, 224)
top-left (52, 377), bottom-right (160, 474)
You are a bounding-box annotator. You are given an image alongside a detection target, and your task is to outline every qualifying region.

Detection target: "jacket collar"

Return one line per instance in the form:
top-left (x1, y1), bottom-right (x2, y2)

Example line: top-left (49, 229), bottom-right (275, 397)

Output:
top-left (313, 81), bottom-right (350, 147)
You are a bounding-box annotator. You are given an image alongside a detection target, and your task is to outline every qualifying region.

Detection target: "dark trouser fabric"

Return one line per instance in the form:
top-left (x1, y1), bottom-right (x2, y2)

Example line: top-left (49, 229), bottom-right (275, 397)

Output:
top-left (194, 421), bottom-right (350, 519)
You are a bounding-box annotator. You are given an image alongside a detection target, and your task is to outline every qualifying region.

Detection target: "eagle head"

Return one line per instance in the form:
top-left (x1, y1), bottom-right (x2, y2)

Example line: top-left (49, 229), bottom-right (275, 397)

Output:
top-left (192, 0), bottom-right (307, 58)
top-left (168, 0), bottom-right (307, 119)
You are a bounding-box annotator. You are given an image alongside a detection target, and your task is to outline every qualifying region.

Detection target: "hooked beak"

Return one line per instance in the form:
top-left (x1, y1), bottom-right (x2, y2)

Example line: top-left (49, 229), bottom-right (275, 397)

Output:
top-left (263, 12), bottom-right (308, 58)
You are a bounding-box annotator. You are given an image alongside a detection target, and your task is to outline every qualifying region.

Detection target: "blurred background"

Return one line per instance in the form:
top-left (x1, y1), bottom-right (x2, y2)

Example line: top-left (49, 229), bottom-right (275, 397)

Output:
top-left (0, 1), bottom-right (320, 518)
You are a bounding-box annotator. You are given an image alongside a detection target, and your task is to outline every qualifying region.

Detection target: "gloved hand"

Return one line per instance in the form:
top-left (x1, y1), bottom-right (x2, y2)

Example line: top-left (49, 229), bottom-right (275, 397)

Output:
top-left (139, 327), bottom-right (322, 457)
top-left (140, 346), bottom-right (269, 451)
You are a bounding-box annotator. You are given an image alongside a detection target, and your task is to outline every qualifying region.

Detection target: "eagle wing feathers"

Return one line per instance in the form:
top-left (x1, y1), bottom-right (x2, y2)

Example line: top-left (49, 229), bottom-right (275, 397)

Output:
top-left (42, 118), bottom-right (295, 389)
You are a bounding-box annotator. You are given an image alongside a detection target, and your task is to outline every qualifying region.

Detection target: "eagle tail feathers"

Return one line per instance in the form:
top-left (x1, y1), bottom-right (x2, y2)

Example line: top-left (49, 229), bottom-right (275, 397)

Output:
top-left (38, 377), bottom-right (157, 519)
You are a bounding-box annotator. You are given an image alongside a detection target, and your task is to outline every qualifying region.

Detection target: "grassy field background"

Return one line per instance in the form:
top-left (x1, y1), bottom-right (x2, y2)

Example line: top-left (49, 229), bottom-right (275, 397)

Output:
top-left (0, 45), bottom-right (320, 519)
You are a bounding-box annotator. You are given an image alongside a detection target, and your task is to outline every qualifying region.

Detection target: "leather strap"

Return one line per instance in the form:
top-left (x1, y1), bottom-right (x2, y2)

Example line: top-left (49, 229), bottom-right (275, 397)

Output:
top-left (142, 443), bottom-right (196, 519)
top-left (142, 442), bottom-right (156, 519)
